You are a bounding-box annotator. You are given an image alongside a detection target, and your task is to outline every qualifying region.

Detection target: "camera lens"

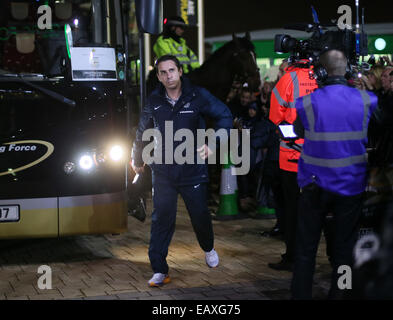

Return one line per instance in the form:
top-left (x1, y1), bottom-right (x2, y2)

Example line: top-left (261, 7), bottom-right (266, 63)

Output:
top-left (282, 36), bottom-right (297, 52)
top-left (274, 34), bottom-right (297, 53)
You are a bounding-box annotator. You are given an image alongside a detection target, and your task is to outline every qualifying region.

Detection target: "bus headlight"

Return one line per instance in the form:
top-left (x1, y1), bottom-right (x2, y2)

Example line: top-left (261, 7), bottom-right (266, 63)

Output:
top-left (109, 145), bottom-right (124, 161)
top-left (79, 154), bottom-right (94, 170)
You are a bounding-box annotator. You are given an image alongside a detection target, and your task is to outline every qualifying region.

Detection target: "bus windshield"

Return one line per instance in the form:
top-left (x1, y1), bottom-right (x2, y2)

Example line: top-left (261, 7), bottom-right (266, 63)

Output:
top-left (0, 0), bottom-right (126, 139)
top-left (0, 0), bottom-right (123, 77)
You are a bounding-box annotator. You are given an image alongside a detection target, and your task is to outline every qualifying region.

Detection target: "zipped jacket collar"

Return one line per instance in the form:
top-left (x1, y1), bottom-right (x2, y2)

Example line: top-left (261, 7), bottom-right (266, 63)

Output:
top-left (323, 76), bottom-right (348, 86)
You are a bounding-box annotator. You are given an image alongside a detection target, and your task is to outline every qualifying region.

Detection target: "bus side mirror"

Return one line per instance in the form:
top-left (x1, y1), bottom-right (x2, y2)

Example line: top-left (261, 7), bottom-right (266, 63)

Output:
top-left (135, 0), bottom-right (163, 35)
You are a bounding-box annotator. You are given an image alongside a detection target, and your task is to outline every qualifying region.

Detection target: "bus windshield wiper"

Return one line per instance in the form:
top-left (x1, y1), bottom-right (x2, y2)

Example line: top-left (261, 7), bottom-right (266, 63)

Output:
top-left (0, 74), bottom-right (76, 107)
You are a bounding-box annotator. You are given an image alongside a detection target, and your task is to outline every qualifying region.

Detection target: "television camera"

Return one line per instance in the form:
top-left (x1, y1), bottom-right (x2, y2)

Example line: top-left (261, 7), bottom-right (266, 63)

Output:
top-left (274, 2), bottom-right (370, 83)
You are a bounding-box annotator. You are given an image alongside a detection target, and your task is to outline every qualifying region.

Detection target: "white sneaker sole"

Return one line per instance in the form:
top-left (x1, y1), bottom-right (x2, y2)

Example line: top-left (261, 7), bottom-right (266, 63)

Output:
top-left (206, 260), bottom-right (219, 268)
top-left (148, 275), bottom-right (171, 287)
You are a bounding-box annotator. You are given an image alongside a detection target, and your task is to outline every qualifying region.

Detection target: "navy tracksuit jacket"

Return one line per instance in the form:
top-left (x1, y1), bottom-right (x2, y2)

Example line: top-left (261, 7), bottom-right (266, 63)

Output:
top-left (132, 77), bottom-right (233, 274)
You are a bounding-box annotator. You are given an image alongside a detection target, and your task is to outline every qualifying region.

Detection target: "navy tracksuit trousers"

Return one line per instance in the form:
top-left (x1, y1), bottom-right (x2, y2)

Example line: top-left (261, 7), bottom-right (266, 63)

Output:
top-left (149, 172), bottom-right (214, 274)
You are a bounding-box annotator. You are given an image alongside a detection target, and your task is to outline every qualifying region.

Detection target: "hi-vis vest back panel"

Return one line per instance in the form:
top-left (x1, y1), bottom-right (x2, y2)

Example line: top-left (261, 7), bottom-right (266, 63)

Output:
top-left (269, 66), bottom-right (318, 172)
top-left (296, 85), bottom-right (378, 196)
top-left (153, 36), bottom-right (200, 74)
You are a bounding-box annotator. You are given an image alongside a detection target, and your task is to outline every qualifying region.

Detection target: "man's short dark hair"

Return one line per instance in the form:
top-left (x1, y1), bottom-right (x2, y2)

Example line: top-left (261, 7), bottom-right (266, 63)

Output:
top-left (155, 55), bottom-right (182, 73)
top-left (319, 50), bottom-right (348, 76)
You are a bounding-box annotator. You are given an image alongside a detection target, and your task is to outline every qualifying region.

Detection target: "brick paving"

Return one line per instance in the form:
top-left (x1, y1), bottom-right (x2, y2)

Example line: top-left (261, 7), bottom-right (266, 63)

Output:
top-left (0, 196), bottom-right (331, 300)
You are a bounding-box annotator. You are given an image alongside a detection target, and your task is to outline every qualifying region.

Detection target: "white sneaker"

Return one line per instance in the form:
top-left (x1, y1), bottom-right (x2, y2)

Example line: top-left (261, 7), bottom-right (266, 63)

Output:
top-left (205, 249), bottom-right (219, 268)
top-left (148, 273), bottom-right (170, 287)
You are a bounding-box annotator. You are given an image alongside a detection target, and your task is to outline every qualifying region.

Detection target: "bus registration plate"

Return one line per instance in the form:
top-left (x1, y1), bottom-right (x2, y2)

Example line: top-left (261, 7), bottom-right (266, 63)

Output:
top-left (0, 205), bottom-right (20, 222)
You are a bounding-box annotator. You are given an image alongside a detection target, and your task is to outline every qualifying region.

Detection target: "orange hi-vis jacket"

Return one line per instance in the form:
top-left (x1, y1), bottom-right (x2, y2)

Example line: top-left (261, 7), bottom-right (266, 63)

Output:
top-left (269, 65), bottom-right (318, 172)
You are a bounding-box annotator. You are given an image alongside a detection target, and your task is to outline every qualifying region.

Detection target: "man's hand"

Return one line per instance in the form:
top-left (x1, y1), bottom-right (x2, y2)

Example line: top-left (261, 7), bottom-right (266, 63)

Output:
top-left (197, 144), bottom-right (213, 160)
top-left (131, 162), bottom-right (145, 174)
top-left (233, 118), bottom-right (243, 130)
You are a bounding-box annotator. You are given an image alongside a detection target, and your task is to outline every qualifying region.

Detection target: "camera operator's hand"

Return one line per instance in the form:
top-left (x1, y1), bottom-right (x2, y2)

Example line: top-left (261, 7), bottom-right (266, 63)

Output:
top-left (360, 75), bottom-right (373, 91)
top-left (353, 77), bottom-right (366, 90)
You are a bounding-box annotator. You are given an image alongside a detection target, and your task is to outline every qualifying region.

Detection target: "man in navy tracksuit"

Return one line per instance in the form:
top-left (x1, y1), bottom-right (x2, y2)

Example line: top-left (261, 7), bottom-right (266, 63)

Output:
top-left (131, 55), bottom-right (233, 287)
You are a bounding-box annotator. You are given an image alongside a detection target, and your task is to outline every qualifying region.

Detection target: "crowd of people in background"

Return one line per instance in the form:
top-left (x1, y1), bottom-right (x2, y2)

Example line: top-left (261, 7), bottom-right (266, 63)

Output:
top-left (221, 55), bottom-right (393, 219)
top-left (223, 60), bottom-right (287, 226)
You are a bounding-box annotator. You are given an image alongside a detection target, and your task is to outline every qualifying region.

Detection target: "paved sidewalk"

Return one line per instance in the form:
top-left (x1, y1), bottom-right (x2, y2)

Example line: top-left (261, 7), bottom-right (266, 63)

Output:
top-left (0, 197), bottom-right (331, 300)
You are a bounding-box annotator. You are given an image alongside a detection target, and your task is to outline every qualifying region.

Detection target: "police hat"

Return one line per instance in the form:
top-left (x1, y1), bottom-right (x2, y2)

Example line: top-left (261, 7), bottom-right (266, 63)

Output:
top-left (165, 16), bottom-right (187, 27)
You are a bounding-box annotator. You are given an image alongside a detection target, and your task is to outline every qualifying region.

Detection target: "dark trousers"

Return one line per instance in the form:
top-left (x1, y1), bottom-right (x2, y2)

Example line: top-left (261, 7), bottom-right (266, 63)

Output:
top-left (291, 183), bottom-right (363, 299)
top-left (149, 173), bottom-right (214, 274)
top-left (238, 162), bottom-right (261, 199)
top-left (259, 161), bottom-right (285, 229)
top-left (280, 170), bottom-right (300, 262)
top-left (272, 180), bottom-right (286, 231)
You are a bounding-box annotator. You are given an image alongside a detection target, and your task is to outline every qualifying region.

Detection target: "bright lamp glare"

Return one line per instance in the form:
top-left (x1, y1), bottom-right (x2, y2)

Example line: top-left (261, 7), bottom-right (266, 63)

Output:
top-left (375, 38), bottom-right (386, 51)
top-left (79, 155), bottom-right (93, 170)
top-left (109, 145), bottom-right (123, 161)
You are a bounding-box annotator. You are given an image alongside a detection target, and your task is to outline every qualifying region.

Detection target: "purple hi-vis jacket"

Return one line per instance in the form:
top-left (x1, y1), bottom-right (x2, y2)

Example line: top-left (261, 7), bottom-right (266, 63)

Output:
top-left (295, 85), bottom-right (378, 196)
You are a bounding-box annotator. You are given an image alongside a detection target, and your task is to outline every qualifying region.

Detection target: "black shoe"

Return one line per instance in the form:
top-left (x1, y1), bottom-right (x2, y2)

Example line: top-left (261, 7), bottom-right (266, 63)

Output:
top-left (269, 227), bottom-right (283, 237)
top-left (259, 227), bottom-right (283, 238)
top-left (128, 198), bottom-right (147, 222)
top-left (260, 227), bottom-right (284, 237)
top-left (268, 259), bottom-right (293, 271)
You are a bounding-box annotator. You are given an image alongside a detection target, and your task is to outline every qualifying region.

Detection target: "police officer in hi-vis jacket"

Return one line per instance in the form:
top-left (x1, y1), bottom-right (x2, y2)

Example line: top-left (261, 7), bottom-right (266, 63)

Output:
top-left (153, 16), bottom-right (200, 74)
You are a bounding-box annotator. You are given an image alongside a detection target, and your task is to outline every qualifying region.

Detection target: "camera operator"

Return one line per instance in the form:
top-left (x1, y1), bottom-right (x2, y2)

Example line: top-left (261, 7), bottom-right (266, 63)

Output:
top-left (268, 55), bottom-right (318, 271)
top-left (290, 49), bottom-right (379, 299)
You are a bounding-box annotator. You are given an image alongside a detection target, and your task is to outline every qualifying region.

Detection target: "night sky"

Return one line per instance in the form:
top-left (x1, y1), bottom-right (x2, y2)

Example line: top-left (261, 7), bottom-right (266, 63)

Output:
top-left (163, 0), bottom-right (392, 37)
top-left (154, 0), bottom-right (392, 58)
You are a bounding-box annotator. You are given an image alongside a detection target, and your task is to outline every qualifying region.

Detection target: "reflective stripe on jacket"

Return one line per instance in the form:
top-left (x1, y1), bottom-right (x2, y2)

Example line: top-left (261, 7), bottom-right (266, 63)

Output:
top-left (296, 85), bottom-right (378, 196)
top-left (269, 66), bottom-right (318, 172)
top-left (153, 35), bottom-right (200, 74)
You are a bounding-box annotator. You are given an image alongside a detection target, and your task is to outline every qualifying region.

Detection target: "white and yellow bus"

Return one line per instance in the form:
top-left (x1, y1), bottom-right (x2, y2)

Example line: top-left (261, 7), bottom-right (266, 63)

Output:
top-left (0, 0), bottom-right (161, 239)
